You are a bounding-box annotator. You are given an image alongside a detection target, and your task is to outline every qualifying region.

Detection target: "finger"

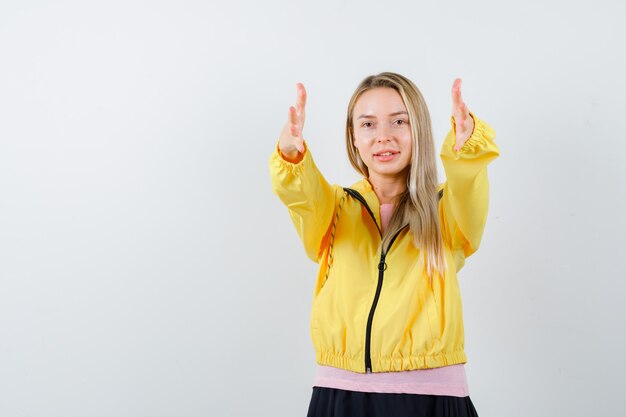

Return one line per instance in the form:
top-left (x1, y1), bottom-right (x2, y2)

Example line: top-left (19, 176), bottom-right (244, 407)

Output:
top-left (454, 106), bottom-right (467, 132)
top-left (460, 101), bottom-right (469, 118)
top-left (457, 101), bottom-right (467, 120)
top-left (452, 78), bottom-right (462, 101)
top-left (289, 106), bottom-right (302, 137)
top-left (295, 83), bottom-right (307, 127)
top-left (451, 78), bottom-right (463, 114)
top-left (296, 83), bottom-right (307, 113)
top-left (289, 106), bottom-right (298, 127)
top-left (296, 137), bottom-right (305, 153)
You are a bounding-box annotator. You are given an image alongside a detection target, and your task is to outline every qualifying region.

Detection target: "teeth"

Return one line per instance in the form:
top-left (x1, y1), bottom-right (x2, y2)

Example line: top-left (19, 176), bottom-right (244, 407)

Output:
top-left (378, 152), bottom-right (393, 156)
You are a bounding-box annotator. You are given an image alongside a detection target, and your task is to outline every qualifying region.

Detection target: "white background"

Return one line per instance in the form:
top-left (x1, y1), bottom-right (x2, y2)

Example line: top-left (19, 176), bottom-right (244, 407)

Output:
top-left (1, 1), bottom-right (625, 416)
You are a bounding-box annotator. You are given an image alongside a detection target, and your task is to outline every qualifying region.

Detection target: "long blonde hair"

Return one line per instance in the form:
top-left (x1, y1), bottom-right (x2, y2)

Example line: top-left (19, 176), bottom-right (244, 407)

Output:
top-left (345, 72), bottom-right (446, 282)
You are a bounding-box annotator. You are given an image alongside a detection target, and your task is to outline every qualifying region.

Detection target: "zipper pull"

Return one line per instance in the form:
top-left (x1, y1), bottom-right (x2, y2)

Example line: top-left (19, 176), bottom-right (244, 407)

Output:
top-left (378, 252), bottom-right (387, 272)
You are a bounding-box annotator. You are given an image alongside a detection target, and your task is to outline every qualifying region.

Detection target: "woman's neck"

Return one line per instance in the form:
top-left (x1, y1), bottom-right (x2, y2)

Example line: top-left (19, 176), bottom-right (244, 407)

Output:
top-left (368, 173), bottom-right (407, 205)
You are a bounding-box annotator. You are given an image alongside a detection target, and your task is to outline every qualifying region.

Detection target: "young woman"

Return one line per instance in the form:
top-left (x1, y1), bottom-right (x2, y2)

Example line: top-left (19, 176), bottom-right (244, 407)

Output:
top-left (269, 72), bottom-right (500, 417)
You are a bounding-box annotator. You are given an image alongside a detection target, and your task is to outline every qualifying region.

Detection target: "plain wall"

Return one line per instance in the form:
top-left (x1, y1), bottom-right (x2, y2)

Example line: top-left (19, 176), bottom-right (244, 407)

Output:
top-left (1, 0), bottom-right (625, 416)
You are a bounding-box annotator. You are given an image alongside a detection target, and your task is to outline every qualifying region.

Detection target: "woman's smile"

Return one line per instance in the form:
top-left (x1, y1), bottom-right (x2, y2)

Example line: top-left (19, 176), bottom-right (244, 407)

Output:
top-left (373, 150), bottom-right (400, 162)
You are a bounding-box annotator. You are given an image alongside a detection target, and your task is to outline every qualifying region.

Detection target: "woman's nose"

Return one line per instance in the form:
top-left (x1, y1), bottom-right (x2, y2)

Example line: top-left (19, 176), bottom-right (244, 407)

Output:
top-left (377, 125), bottom-right (392, 143)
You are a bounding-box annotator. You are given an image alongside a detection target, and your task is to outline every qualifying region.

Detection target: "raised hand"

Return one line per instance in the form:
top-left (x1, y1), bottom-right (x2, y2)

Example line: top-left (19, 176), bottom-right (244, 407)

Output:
top-left (451, 78), bottom-right (475, 152)
top-left (278, 82), bottom-right (307, 161)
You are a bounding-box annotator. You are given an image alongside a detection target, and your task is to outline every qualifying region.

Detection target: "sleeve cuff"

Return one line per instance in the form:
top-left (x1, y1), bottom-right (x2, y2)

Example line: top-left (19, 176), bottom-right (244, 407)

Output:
top-left (270, 139), bottom-right (309, 174)
top-left (449, 112), bottom-right (487, 155)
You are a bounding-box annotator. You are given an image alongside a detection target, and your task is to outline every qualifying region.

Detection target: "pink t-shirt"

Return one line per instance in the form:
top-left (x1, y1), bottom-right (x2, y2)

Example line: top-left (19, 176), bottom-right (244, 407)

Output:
top-left (312, 203), bottom-right (469, 397)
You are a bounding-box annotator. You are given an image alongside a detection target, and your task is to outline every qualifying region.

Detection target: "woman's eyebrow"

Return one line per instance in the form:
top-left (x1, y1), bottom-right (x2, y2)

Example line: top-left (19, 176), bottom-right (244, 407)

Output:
top-left (356, 111), bottom-right (408, 120)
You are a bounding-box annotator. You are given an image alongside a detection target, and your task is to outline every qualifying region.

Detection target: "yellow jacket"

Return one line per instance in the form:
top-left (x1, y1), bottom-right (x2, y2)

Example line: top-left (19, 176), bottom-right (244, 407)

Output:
top-left (269, 112), bottom-right (499, 373)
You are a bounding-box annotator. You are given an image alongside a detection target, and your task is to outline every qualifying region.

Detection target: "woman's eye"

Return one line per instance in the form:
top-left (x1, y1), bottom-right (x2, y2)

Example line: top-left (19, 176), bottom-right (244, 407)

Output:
top-left (362, 122), bottom-right (373, 128)
top-left (395, 119), bottom-right (407, 126)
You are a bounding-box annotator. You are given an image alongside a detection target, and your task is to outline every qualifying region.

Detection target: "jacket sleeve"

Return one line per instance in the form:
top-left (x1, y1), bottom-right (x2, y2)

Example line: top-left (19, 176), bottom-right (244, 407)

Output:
top-left (438, 111), bottom-right (500, 271)
top-left (269, 139), bottom-right (340, 263)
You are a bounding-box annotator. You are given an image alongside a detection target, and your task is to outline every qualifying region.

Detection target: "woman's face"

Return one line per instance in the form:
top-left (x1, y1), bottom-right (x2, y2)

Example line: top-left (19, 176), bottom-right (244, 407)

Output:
top-left (352, 87), bottom-right (413, 181)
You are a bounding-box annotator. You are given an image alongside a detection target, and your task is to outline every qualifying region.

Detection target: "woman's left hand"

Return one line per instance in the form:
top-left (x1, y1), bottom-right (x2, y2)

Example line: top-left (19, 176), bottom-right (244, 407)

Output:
top-left (451, 78), bottom-right (474, 152)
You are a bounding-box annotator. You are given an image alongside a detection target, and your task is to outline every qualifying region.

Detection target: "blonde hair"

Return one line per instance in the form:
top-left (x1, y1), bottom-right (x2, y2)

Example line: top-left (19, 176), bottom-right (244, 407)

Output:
top-left (345, 72), bottom-right (446, 282)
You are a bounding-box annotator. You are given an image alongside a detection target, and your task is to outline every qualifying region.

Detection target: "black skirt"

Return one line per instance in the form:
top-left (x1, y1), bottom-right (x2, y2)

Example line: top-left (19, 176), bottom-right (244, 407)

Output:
top-left (307, 386), bottom-right (479, 417)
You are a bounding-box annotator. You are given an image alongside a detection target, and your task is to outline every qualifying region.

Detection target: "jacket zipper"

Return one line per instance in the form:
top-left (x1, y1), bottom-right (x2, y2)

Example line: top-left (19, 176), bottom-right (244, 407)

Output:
top-left (364, 229), bottom-right (405, 373)
top-left (343, 188), bottom-right (408, 373)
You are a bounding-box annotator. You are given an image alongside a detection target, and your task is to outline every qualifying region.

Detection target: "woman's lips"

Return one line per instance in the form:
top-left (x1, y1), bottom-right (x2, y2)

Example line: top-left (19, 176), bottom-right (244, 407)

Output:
top-left (374, 152), bottom-right (399, 162)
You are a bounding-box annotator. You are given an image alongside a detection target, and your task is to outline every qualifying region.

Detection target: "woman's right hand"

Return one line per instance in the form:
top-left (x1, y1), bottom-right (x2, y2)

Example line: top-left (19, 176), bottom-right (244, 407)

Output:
top-left (278, 82), bottom-right (307, 162)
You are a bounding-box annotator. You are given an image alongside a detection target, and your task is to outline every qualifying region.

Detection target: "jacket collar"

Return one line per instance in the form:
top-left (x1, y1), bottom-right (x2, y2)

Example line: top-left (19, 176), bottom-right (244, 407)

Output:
top-left (348, 178), bottom-right (382, 229)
